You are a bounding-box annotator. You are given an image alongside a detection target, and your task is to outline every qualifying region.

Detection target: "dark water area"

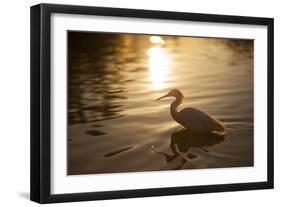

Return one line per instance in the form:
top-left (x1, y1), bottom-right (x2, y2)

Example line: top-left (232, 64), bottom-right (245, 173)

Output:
top-left (67, 32), bottom-right (253, 175)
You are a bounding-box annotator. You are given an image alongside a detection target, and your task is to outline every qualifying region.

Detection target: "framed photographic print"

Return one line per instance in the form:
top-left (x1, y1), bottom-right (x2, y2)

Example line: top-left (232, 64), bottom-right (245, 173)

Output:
top-left (30, 3), bottom-right (274, 203)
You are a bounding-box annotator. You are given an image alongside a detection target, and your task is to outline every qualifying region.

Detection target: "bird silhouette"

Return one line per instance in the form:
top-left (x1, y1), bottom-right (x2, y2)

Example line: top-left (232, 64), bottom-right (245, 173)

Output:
top-left (156, 89), bottom-right (225, 135)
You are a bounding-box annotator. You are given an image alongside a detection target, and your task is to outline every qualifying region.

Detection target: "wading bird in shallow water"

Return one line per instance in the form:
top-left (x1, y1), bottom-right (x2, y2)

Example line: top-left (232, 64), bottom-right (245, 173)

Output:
top-left (156, 89), bottom-right (226, 135)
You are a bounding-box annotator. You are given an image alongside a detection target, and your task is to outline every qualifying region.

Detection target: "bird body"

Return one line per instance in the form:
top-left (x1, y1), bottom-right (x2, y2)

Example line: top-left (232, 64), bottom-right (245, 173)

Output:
top-left (156, 89), bottom-right (225, 135)
top-left (177, 107), bottom-right (225, 133)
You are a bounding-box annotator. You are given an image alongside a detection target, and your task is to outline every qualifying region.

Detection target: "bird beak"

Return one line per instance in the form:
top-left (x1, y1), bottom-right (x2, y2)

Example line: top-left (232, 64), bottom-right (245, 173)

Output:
top-left (155, 94), bottom-right (169, 101)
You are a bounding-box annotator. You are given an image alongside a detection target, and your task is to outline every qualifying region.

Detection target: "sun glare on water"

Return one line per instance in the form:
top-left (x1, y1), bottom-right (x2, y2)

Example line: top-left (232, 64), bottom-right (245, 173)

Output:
top-left (147, 41), bottom-right (171, 90)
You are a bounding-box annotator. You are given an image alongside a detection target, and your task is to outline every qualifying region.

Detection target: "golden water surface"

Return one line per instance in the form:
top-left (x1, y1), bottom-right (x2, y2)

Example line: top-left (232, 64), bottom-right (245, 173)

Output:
top-left (67, 32), bottom-right (253, 175)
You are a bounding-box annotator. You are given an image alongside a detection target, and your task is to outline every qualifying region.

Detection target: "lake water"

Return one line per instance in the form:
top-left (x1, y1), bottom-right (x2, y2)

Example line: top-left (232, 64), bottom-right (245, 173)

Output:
top-left (67, 32), bottom-right (253, 175)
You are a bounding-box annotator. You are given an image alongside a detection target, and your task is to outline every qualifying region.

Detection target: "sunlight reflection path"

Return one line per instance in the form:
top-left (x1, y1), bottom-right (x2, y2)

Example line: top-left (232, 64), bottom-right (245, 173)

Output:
top-left (147, 37), bottom-right (171, 90)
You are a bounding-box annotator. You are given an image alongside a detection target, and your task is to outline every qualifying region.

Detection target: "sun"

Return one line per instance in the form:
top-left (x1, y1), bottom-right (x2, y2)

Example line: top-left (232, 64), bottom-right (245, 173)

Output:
top-left (150, 36), bottom-right (165, 45)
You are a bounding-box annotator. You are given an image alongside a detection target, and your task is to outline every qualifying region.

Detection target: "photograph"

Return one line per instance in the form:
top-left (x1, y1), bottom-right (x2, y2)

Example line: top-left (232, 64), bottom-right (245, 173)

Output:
top-left (29, 3), bottom-right (273, 203)
top-left (67, 31), bottom-right (254, 175)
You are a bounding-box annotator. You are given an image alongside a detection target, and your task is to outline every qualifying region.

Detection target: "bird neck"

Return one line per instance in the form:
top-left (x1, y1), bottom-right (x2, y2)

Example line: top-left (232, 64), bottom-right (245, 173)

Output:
top-left (170, 96), bottom-right (183, 123)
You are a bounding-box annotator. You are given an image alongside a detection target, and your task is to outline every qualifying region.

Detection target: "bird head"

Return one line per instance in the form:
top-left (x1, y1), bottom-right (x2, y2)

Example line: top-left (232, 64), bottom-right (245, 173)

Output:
top-left (155, 89), bottom-right (184, 101)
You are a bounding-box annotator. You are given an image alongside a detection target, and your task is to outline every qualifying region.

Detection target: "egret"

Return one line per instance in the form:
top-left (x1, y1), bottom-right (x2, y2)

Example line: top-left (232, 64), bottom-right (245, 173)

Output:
top-left (156, 89), bottom-right (226, 135)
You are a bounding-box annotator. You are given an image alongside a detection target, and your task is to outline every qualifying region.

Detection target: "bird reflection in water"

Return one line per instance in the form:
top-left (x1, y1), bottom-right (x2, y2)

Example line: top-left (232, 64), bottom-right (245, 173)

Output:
top-left (157, 128), bottom-right (225, 170)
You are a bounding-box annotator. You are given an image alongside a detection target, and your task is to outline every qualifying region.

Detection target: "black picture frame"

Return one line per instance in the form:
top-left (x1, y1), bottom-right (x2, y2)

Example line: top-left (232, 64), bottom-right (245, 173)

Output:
top-left (30, 3), bottom-right (274, 204)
